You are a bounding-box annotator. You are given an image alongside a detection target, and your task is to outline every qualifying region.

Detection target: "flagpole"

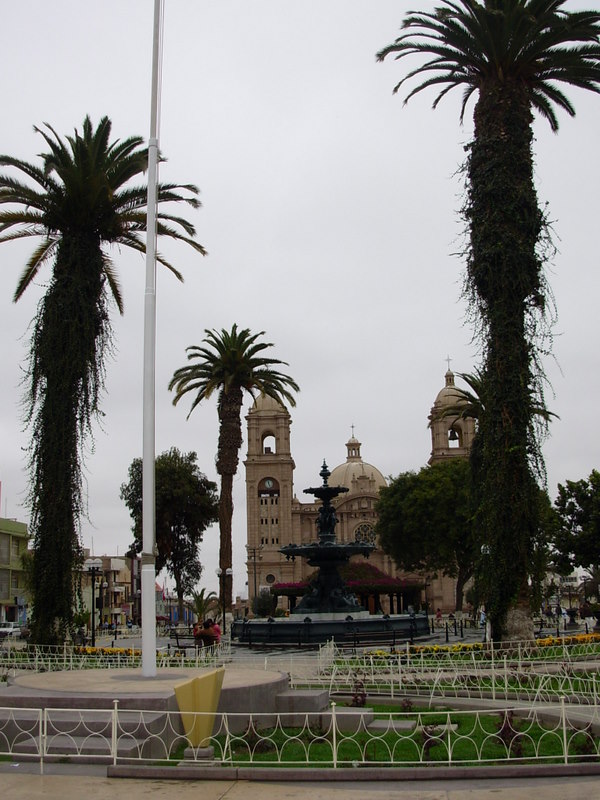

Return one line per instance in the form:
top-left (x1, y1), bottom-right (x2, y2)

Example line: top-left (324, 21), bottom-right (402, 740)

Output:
top-left (141, 0), bottom-right (163, 677)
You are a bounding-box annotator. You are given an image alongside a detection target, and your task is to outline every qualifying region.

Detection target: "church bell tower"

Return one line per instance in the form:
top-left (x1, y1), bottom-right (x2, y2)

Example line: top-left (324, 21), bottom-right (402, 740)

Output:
top-left (428, 368), bottom-right (476, 464)
top-left (244, 395), bottom-right (295, 605)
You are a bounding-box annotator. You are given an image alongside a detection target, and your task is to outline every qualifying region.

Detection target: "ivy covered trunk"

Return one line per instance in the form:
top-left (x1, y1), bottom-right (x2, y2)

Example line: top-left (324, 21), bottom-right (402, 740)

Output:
top-left (466, 80), bottom-right (544, 643)
top-left (28, 235), bottom-right (109, 644)
top-left (454, 564), bottom-right (470, 614)
top-left (216, 386), bottom-right (243, 612)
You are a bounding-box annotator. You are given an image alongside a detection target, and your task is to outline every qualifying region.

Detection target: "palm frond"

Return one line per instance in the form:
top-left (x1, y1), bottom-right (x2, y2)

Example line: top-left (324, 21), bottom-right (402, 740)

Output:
top-left (0, 114), bottom-right (205, 301)
top-left (378, 0), bottom-right (600, 128)
top-left (13, 238), bottom-right (59, 301)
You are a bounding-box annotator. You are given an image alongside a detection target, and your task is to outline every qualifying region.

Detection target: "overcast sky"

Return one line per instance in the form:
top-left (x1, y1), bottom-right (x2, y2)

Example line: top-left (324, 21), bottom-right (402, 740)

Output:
top-left (1, 2), bottom-right (598, 598)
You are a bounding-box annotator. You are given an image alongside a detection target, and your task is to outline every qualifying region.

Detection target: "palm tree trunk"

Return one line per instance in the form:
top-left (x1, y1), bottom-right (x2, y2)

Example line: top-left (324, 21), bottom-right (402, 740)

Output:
top-left (173, 569), bottom-right (184, 624)
top-left (218, 472), bottom-right (234, 610)
top-left (454, 565), bottom-right (471, 614)
top-left (467, 80), bottom-right (544, 642)
top-left (216, 387), bottom-right (243, 612)
top-left (29, 235), bottom-right (108, 644)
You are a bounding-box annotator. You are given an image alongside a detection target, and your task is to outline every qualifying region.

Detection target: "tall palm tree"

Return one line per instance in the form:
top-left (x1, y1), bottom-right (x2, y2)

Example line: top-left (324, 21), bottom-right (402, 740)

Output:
top-left (0, 116), bottom-right (205, 644)
top-left (378, 1), bottom-right (600, 641)
top-left (169, 325), bottom-right (299, 611)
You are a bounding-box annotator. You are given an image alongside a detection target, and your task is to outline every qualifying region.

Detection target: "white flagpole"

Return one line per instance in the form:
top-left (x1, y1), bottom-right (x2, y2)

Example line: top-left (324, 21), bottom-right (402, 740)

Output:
top-left (141, 0), bottom-right (163, 677)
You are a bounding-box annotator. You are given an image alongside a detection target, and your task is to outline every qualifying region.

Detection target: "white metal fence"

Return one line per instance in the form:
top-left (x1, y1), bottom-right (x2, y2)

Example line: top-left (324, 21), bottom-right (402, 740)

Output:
top-left (0, 639), bottom-right (231, 673)
top-left (283, 641), bottom-right (600, 704)
top-left (1, 700), bottom-right (599, 771)
top-left (312, 657), bottom-right (600, 706)
top-left (2, 637), bottom-right (600, 773)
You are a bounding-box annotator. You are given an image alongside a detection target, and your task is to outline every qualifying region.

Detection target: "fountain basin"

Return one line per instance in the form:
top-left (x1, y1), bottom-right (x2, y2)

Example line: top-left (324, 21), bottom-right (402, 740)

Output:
top-left (231, 611), bottom-right (429, 646)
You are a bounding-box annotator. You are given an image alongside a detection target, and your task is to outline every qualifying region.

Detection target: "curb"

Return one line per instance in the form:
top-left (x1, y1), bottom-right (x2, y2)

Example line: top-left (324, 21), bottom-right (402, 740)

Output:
top-left (107, 762), bottom-right (600, 782)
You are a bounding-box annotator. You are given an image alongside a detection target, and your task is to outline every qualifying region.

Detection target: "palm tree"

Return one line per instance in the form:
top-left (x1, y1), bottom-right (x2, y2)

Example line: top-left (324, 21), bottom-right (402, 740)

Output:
top-left (378, 1), bottom-right (600, 641)
top-left (0, 116), bottom-right (205, 644)
top-left (191, 588), bottom-right (219, 623)
top-left (169, 325), bottom-right (299, 611)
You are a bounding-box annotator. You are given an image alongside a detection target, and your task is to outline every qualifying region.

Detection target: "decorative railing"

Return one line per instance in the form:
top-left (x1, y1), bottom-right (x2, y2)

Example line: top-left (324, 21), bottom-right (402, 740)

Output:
top-left (256, 639), bottom-right (600, 708)
top-left (2, 634), bottom-right (600, 773)
top-left (1, 701), bottom-right (599, 770)
top-left (0, 640), bottom-right (231, 673)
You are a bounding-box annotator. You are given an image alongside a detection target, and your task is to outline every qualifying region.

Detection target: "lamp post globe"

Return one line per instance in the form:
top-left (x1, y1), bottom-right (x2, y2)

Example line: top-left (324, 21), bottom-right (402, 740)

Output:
top-left (216, 567), bottom-right (233, 633)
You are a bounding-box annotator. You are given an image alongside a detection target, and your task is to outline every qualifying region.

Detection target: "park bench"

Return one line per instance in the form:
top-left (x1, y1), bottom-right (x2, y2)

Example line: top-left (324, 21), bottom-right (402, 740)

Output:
top-left (168, 627), bottom-right (198, 654)
top-left (168, 627), bottom-right (219, 654)
top-left (340, 626), bottom-right (415, 653)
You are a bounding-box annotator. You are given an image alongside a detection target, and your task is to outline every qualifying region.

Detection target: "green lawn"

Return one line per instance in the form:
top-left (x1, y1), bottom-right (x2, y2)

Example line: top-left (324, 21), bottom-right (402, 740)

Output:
top-left (204, 705), bottom-right (600, 767)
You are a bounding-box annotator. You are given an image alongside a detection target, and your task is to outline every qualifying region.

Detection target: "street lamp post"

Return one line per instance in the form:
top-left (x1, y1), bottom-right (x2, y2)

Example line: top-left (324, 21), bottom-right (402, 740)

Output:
top-left (246, 545), bottom-right (263, 609)
top-left (480, 545), bottom-right (491, 643)
top-left (135, 589), bottom-right (142, 626)
top-left (216, 567), bottom-right (233, 633)
top-left (100, 579), bottom-right (109, 632)
top-left (83, 558), bottom-right (102, 648)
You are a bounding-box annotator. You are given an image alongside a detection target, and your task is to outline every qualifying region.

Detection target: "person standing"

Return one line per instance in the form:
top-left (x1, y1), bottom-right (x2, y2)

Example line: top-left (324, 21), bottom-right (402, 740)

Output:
top-left (207, 618), bottom-right (221, 643)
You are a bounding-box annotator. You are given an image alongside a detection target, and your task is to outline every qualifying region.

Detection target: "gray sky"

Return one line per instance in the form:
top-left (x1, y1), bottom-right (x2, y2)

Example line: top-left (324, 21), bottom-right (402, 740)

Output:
top-left (1, 2), bottom-right (599, 598)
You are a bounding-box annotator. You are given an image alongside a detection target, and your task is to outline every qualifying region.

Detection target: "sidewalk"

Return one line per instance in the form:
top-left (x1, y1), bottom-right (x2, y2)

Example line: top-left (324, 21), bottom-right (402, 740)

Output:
top-left (2, 764), bottom-right (600, 800)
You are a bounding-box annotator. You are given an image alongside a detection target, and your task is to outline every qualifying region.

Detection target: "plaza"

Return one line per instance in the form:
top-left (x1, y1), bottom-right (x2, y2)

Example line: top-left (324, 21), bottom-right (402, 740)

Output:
top-left (3, 622), bottom-right (600, 784)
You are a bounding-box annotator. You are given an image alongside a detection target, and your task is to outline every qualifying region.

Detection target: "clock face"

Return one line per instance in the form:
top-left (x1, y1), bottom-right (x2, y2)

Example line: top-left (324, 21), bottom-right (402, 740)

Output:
top-left (265, 479), bottom-right (274, 489)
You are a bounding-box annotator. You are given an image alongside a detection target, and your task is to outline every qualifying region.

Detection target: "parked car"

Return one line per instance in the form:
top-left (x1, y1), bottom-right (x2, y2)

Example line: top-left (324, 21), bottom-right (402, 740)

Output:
top-left (0, 621), bottom-right (22, 639)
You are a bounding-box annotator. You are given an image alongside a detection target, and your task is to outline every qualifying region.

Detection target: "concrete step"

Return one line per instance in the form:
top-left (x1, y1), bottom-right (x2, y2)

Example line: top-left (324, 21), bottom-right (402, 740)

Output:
top-left (321, 707), bottom-right (375, 733)
top-left (0, 708), bottom-right (183, 760)
top-left (12, 733), bottom-right (139, 758)
top-left (276, 689), bottom-right (330, 713)
top-left (367, 718), bottom-right (458, 735)
top-left (367, 718), bottom-right (415, 732)
top-left (0, 708), bottom-right (170, 737)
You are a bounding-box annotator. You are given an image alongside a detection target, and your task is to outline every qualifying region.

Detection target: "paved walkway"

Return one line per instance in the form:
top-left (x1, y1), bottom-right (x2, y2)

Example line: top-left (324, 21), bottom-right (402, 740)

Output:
top-left (2, 766), bottom-right (600, 800)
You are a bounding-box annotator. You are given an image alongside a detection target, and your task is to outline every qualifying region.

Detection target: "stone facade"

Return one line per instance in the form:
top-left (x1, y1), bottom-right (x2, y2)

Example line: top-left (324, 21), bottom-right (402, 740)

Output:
top-left (244, 370), bottom-right (474, 614)
top-left (0, 516), bottom-right (29, 623)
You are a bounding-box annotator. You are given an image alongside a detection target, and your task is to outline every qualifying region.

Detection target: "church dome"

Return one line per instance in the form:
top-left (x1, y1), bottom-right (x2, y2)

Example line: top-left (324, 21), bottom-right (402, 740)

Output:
top-left (250, 393), bottom-right (288, 414)
top-left (433, 369), bottom-right (466, 409)
top-left (328, 434), bottom-right (387, 494)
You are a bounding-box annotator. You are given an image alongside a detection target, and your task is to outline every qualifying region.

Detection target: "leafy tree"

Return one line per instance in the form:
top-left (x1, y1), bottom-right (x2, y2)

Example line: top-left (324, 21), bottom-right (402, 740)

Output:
top-left (378, 2), bottom-right (600, 641)
top-left (553, 470), bottom-right (600, 574)
top-left (253, 588), bottom-right (277, 618)
top-left (120, 448), bottom-right (218, 622)
top-left (169, 325), bottom-right (299, 611)
top-left (579, 567), bottom-right (600, 605)
top-left (375, 458), bottom-right (477, 611)
top-left (0, 116), bottom-right (205, 644)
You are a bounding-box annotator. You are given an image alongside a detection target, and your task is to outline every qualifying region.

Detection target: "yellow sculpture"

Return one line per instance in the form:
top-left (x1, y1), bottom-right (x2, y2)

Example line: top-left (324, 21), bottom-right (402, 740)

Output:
top-left (174, 667), bottom-right (225, 747)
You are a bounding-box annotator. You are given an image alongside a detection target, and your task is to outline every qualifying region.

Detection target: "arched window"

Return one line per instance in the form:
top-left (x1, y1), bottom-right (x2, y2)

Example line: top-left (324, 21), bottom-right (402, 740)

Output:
top-left (262, 434), bottom-right (276, 454)
top-left (448, 425), bottom-right (461, 448)
top-left (354, 523), bottom-right (376, 545)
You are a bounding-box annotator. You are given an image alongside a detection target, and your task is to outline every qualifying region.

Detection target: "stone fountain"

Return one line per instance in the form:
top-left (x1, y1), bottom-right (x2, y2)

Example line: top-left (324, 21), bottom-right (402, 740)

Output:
top-left (231, 462), bottom-right (429, 646)
top-left (282, 461), bottom-right (374, 616)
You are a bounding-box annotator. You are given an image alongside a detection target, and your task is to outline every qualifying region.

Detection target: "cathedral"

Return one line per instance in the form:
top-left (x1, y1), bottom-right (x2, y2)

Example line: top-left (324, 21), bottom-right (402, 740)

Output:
top-left (243, 369), bottom-right (475, 614)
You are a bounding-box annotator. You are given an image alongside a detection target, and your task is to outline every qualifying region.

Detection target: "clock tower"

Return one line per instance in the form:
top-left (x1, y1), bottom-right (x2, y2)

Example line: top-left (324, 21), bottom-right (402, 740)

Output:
top-left (244, 395), bottom-right (295, 605)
